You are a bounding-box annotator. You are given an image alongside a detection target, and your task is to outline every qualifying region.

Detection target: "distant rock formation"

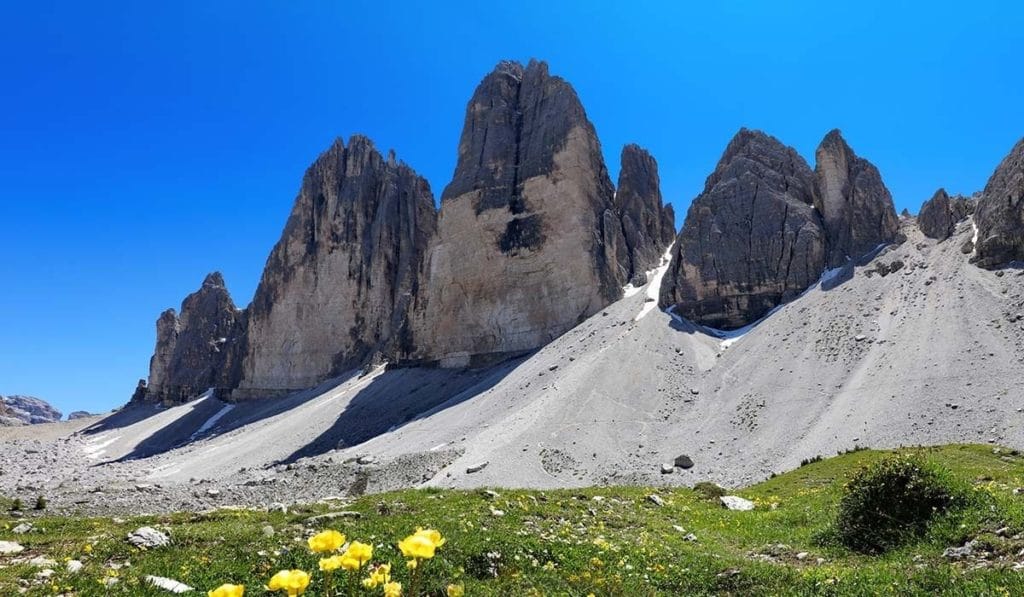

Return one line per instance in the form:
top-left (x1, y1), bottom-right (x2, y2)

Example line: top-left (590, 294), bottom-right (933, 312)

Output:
top-left (659, 129), bottom-right (827, 329)
top-left (973, 137), bottom-right (1024, 268)
top-left (604, 144), bottom-right (676, 285)
top-left (67, 411), bottom-right (94, 420)
top-left (918, 188), bottom-right (975, 241)
top-left (135, 272), bottom-right (245, 404)
top-left (412, 60), bottom-right (625, 366)
top-left (0, 395), bottom-right (62, 425)
top-left (814, 130), bottom-right (901, 265)
top-left (233, 136), bottom-right (437, 398)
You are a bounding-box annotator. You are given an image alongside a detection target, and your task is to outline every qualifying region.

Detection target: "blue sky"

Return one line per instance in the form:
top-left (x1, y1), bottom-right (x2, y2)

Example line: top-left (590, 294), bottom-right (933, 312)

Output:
top-left (1, 1), bottom-right (1021, 415)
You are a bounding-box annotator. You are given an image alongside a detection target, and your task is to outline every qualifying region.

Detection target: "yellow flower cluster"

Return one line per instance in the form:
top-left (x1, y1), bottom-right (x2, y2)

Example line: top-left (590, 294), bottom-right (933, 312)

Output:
top-left (210, 527), bottom-right (449, 597)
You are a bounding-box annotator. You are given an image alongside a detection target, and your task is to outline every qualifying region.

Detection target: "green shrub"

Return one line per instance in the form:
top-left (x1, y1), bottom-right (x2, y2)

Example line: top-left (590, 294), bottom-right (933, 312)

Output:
top-left (835, 455), bottom-right (963, 553)
top-left (692, 482), bottom-right (727, 500)
top-left (10, 498), bottom-right (24, 512)
top-left (34, 495), bottom-right (47, 510)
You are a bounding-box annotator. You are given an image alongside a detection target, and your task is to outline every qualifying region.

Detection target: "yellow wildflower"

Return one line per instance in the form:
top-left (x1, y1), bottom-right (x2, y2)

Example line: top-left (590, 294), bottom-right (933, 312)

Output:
top-left (318, 556), bottom-right (344, 572)
top-left (447, 584), bottom-right (465, 597)
top-left (266, 570), bottom-right (310, 596)
top-left (208, 584), bottom-right (245, 597)
top-left (307, 530), bottom-right (345, 554)
top-left (398, 528), bottom-right (444, 560)
top-left (344, 541), bottom-right (374, 566)
top-left (83, 544), bottom-right (93, 554)
top-left (383, 581), bottom-right (402, 597)
top-left (362, 563), bottom-right (392, 589)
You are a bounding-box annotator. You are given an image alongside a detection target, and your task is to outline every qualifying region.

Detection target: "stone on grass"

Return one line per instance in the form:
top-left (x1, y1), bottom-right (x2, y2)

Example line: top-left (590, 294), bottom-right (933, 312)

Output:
top-left (145, 575), bottom-right (195, 593)
top-left (0, 541), bottom-right (25, 555)
top-left (720, 495), bottom-right (755, 511)
top-left (127, 526), bottom-right (170, 548)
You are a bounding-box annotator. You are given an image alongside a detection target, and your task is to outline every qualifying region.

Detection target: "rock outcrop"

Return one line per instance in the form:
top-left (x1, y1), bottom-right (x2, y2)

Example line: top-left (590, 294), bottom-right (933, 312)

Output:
top-left (604, 144), bottom-right (676, 285)
top-left (973, 137), bottom-right (1024, 268)
top-left (0, 395), bottom-right (62, 424)
top-left (659, 129), bottom-right (826, 330)
top-left (412, 60), bottom-right (623, 366)
top-left (136, 272), bottom-right (245, 404)
top-left (814, 129), bottom-right (900, 266)
top-left (67, 411), bottom-right (94, 420)
top-left (233, 136), bottom-right (437, 397)
top-left (919, 188), bottom-right (975, 241)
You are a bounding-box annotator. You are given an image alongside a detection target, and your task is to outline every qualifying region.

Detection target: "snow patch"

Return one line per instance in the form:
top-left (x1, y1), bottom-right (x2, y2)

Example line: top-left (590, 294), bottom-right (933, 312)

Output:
top-left (190, 402), bottom-right (235, 440)
top-left (82, 434), bottom-right (121, 460)
top-left (634, 244), bottom-right (675, 321)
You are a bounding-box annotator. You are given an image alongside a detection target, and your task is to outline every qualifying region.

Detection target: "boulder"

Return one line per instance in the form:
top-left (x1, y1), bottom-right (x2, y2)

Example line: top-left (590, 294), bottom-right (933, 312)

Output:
top-left (674, 454), bottom-right (695, 469)
top-left (234, 136), bottom-right (437, 397)
top-left (813, 129), bottom-right (901, 265)
top-left (720, 495), bottom-right (756, 511)
top-left (127, 526), bottom-right (170, 548)
top-left (67, 410), bottom-right (93, 420)
top-left (973, 137), bottom-right (1024, 268)
top-left (919, 188), bottom-right (974, 241)
top-left (0, 541), bottom-right (24, 555)
top-left (660, 129), bottom-right (826, 329)
top-left (413, 60), bottom-right (623, 365)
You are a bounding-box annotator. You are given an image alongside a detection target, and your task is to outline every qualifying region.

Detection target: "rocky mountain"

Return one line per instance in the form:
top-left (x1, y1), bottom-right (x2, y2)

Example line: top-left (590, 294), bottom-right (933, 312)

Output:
top-left (814, 129), bottom-right (901, 265)
top-left (233, 136), bottom-right (437, 398)
top-left (411, 59), bottom-right (655, 366)
top-left (605, 144), bottom-right (676, 285)
top-left (918, 188), bottom-right (975, 241)
top-left (973, 137), bottom-right (1024, 268)
top-left (132, 273), bottom-right (245, 404)
top-left (659, 128), bottom-right (826, 329)
top-left (660, 128), bottom-right (903, 330)
top-left (0, 395), bottom-right (62, 425)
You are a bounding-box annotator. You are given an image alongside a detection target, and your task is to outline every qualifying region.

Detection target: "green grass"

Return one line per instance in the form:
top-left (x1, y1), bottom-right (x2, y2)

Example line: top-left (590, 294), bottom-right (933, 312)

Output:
top-left (3, 444), bottom-right (1024, 595)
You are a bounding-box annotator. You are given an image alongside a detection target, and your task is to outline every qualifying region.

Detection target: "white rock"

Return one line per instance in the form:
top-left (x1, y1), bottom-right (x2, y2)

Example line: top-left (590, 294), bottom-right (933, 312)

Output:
top-left (490, 508), bottom-right (505, 517)
top-left (29, 556), bottom-right (57, 567)
top-left (12, 523), bottom-right (33, 534)
top-left (0, 541), bottom-right (24, 555)
top-left (66, 560), bottom-right (84, 574)
top-left (660, 463), bottom-right (675, 474)
top-left (146, 575), bottom-right (194, 593)
top-left (36, 568), bottom-right (55, 579)
top-left (127, 526), bottom-right (170, 548)
top-left (647, 494), bottom-right (666, 507)
top-left (672, 525), bottom-right (687, 533)
top-left (796, 552), bottom-right (809, 560)
top-left (720, 495), bottom-right (756, 511)
top-left (683, 533), bottom-right (698, 542)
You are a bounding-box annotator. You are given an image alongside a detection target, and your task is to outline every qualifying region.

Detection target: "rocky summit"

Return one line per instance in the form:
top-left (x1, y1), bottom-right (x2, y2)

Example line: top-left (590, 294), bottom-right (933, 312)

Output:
top-left (973, 137), bottom-right (1024, 268)
top-left (234, 136), bottom-right (437, 398)
top-left (814, 129), bottom-right (901, 266)
top-left (659, 128), bottom-right (904, 330)
top-left (918, 188), bottom-right (975, 241)
top-left (412, 59), bottom-right (625, 366)
top-left (659, 128), bottom-right (826, 330)
top-left (134, 272), bottom-right (244, 404)
top-left (0, 395), bottom-right (62, 425)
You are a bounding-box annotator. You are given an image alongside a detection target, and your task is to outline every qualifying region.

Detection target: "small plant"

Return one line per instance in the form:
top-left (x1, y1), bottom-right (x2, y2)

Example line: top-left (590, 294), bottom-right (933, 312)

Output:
top-left (10, 498), bottom-right (24, 512)
top-left (34, 495), bottom-right (47, 510)
top-left (692, 482), bottom-right (727, 500)
top-left (835, 455), bottom-right (963, 553)
top-left (800, 455), bottom-right (824, 466)
top-left (838, 444), bottom-right (868, 455)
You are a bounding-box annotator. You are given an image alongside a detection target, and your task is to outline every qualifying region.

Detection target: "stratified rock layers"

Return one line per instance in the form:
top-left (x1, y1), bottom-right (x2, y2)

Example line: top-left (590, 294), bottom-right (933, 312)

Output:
top-left (973, 138), bottom-right (1024, 268)
top-left (234, 136), bottom-right (437, 397)
top-left (659, 129), bottom-right (826, 330)
top-left (411, 60), bottom-right (623, 366)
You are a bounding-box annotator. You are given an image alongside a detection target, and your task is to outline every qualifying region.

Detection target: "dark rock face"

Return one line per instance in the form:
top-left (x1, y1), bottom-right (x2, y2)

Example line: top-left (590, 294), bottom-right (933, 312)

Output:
top-left (0, 395), bottom-right (62, 424)
top-left (918, 188), bottom-right (974, 241)
top-left (973, 138), bottom-right (1024, 268)
top-left (413, 60), bottom-right (623, 365)
top-left (137, 272), bottom-right (245, 404)
top-left (814, 130), bottom-right (901, 266)
top-left (234, 136), bottom-right (437, 397)
top-left (68, 411), bottom-right (93, 420)
top-left (610, 144), bottom-right (677, 284)
top-left (659, 129), bottom-right (827, 330)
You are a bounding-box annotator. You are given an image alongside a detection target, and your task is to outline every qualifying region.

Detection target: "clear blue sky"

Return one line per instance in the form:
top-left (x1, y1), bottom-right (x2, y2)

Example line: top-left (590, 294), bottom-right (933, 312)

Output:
top-left (1, 1), bottom-right (1021, 415)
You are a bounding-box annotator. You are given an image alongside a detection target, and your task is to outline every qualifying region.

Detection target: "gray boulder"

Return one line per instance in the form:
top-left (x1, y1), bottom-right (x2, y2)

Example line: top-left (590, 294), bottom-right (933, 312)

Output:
top-left (973, 137), bottom-right (1024, 268)
top-left (720, 495), bottom-right (756, 511)
top-left (127, 526), bottom-right (170, 548)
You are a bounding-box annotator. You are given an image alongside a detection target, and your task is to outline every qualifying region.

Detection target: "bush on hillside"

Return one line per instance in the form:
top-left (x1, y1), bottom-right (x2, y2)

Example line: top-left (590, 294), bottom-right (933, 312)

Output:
top-left (835, 455), bottom-right (963, 553)
top-left (692, 482), bottom-right (727, 500)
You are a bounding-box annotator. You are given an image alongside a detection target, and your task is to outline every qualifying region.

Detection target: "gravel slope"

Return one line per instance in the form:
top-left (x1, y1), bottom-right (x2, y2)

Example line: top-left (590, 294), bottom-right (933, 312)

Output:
top-left (2, 218), bottom-right (1021, 514)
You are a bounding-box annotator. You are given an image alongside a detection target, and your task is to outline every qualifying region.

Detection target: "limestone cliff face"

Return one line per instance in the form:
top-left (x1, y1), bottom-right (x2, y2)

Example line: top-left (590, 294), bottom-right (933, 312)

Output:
top-left (814, 130), bottom-right (901, 266)
top-left (609, 144), bottom-right (677, 284)
top-left (412, 60), bottom-right (622, 366)
top-left (973, 137), bottom-right (1024, 268)
top-left (233, 136), bottom-right (437, 397)
top-left (138, 272), bottom-right (244, 404)
top-left (659, 129), bottom-right (827, 330)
